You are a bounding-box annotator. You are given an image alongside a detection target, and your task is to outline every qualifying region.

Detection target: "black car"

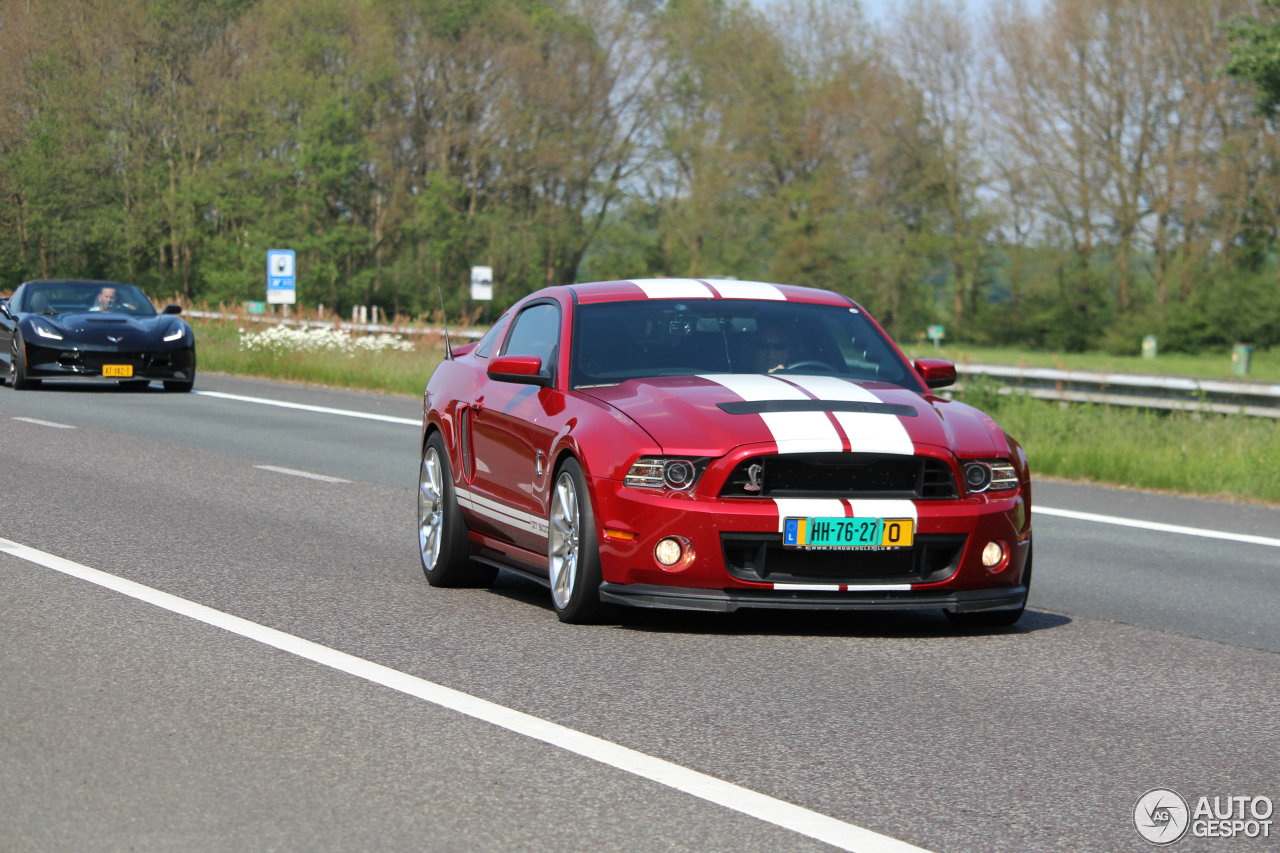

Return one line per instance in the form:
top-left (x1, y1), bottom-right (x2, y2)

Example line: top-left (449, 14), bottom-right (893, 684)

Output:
top-left (0, 279), bottom-right (196, 392)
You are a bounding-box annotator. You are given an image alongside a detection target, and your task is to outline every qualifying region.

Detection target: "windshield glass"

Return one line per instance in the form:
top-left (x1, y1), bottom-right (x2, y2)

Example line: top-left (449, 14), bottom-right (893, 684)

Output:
top-left (570, 299), bottom-right (921, 392)
top-left (21, 282), bottom-right (158, 318)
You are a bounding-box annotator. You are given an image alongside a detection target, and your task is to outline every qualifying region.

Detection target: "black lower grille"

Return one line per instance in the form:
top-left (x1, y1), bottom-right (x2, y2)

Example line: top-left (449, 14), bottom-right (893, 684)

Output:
top-left (722, 532), bottom-right (966, 584)
top-left (719, 453), bottom-right (958, 499)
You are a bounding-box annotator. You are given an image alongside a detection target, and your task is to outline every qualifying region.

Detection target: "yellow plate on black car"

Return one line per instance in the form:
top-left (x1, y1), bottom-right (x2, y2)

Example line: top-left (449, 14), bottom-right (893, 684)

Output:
top-left (102, 364), bottom-right (133, 378)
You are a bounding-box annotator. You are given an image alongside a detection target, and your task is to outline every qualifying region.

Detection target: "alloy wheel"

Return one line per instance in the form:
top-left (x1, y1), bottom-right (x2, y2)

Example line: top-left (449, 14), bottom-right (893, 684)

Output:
top-left (548, 470), bottom-right (580, 609)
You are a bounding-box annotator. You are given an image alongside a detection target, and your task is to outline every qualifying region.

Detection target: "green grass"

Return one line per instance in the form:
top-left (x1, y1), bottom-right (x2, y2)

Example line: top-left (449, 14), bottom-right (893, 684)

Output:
top-left (192, 317), bottom-right (1280, 505)
top-left (975, 393), bottom-right (1280, 505)
top-left (195, 317), bottom-right (446, 397)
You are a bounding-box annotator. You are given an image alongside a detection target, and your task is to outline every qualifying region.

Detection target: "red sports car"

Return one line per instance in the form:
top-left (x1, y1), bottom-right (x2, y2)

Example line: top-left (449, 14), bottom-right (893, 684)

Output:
top-left (419, 279), bottom-right (1032, 625)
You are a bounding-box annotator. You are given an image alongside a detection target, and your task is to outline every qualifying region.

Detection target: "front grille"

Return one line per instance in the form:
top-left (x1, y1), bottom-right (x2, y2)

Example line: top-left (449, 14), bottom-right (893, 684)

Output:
top-left (722, 532), bottom-right (966, 585)
top-left (719, 453), bottom-right (958, 499)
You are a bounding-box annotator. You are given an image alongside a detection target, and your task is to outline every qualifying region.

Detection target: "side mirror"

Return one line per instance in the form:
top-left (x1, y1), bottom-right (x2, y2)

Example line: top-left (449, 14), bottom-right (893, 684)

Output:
top-left (488, 354), bottom-right (552, 387)
top-left (914, 358), bottom-right (957, 390)
top-left (163, 304), bottom-right (183, 315)
top-left (0, 299), bottom-right (11, 320)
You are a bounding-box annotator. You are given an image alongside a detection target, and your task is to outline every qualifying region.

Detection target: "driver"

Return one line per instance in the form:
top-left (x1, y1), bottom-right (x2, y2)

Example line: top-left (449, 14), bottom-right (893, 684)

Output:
top-left (747, 324), bottom-right (796, 373)
top-left (90, 286), bottom-right (119, 312)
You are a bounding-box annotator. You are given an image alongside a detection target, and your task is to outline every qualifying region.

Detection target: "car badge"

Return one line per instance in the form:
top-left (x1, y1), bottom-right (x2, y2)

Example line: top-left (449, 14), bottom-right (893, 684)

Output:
top-left (107, 335), bottom-right (124, 343)
top-left (744, 463), bottom-right (764, 492)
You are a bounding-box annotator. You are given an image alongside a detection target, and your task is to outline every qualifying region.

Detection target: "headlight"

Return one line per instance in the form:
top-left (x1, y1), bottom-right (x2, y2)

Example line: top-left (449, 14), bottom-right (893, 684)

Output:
top-left (625, 457), bottom-right (704, 491)
top-left (962, 459), bottom-right (1018, 494)
top-left (163, 324), bottom-right (186, 342)
top-left (33, 320), bottom-right (63, 340)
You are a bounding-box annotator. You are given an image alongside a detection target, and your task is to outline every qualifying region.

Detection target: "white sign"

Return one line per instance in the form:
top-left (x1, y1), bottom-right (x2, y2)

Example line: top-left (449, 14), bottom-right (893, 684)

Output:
top-left (267, 249), bottom-right (297, 304)
top-left (471, 266), bottom-right (493, 301)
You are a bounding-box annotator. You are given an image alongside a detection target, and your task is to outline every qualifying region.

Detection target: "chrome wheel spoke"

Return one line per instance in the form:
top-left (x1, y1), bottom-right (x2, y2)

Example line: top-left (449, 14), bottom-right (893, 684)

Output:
top-left (418, 449), bottom-right (445, 570)
top-left (549, 471), bottom-right (581, 610)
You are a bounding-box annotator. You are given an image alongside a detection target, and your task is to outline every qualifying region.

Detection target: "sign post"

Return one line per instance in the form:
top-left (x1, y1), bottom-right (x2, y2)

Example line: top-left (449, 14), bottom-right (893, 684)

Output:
top-left (267, 249), bottom-right (297, 307)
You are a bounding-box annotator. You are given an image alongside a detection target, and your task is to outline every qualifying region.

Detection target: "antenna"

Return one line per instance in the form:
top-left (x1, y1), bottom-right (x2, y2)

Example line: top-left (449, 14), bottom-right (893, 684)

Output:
top-left (436, 280), bottom-right (453, 360)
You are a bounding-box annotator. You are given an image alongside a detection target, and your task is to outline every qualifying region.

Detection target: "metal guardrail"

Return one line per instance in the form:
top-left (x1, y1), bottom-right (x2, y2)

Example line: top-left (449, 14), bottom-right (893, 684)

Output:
top-left (956, 364), bottom-right (1280, 419)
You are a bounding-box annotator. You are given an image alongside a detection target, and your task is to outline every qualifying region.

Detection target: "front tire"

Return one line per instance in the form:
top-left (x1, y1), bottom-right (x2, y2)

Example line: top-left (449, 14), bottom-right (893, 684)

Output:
top-left (418, 431), bottom-right (494, 587)
top-left (547, 458), bottom-right (608, 623)
top-left (10, 333), bottom-right (40, 390)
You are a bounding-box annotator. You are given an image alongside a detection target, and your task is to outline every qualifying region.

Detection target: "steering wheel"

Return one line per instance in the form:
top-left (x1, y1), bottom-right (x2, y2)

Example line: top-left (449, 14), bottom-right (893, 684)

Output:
top-left (772, 359), bottom-right (836, 373)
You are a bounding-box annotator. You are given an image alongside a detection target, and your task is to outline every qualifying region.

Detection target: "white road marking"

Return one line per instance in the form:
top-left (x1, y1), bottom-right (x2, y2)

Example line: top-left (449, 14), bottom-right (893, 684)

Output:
top-left (0, 536), bottom-right (932, 853)
top-left (194, 390), bottom-right (419, 426)
top-left (11, 416), bottom-right (76, 429)
top-left (255, 465), bottom-right (350, 484)
top-left (1035, 506), bottom-right (1280, 548)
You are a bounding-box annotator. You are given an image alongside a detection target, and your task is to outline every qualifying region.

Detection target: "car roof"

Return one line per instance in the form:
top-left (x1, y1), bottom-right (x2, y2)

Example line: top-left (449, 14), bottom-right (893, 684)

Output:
top-left (563, 279), bottom-right (857, 308)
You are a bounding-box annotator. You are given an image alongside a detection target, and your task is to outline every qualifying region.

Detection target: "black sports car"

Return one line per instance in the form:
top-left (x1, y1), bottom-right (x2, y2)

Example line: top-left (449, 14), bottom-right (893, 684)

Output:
top-left (0, 279), bottom-right (196, 391)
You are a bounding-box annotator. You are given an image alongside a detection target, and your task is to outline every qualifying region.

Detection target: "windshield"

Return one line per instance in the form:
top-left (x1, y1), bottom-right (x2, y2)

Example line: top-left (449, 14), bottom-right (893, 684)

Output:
top-left (570, 299), bottom-right (921, 392)
top-left (20, 282), bottom-right (158, 318)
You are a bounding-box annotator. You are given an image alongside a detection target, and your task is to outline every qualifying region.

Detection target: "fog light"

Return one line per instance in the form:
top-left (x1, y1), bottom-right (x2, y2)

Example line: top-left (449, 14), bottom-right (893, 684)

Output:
top-left (981, 541), bottom-right (1006, 569)
top-left (655, 537), bottom-right (684, 566)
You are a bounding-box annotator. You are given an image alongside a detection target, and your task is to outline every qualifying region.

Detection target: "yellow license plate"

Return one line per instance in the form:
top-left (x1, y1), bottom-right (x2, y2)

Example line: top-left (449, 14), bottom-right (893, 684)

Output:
top-left (103, 364), bottom-right (133, 378)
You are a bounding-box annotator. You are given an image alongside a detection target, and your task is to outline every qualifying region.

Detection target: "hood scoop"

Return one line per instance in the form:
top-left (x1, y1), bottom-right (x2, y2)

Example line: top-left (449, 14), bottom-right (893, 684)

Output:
top-left (718, 399), bottom-right (917, 417)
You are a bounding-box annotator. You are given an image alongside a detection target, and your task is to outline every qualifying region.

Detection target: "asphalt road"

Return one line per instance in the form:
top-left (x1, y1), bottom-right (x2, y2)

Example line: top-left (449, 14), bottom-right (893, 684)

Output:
top-left (2, 374), bottom-right (1277, 852)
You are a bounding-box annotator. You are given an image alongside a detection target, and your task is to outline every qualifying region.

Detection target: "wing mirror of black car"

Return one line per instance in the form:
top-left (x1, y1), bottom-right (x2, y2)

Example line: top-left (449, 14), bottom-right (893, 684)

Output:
top-left (488, 354), bottom-right (553, 387)
top-left (0, 299), bottom-right (11, 320)
top-left (162, 304), bottom-right (183, 315)
top-left (914, 358), bottom-right (957, 389)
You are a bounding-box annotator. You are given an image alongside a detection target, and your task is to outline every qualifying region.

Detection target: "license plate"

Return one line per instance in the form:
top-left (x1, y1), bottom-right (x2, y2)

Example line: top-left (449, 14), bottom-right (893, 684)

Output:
top-left (102, 364), bottom-right (133, 378)
top-left (783, 516), bottom-right (914, 550)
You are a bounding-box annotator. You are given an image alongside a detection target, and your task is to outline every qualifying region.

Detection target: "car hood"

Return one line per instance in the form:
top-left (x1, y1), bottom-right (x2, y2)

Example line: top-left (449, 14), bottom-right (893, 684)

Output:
top-left (580, 374), bottom-right (1009, 459)
top-left (32, 313), bottom-right (180, 346)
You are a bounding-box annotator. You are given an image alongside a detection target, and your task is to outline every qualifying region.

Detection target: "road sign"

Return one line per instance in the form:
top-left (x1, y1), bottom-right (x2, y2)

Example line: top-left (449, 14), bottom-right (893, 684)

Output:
top-left (471, 266), bottom-right (493, 301)
top-left (267, 249), bottom-right (296, 304)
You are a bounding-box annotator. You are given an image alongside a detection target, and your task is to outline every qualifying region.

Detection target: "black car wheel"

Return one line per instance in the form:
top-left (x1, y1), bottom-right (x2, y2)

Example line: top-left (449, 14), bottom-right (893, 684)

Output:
top-left (547, 457), bottom-right (609, 624)
top-left (418, 431), bottom-right (494, 587)
top-left (945, 543), bottom-right (1032, 628)
top-left (10, 333), bottom-right (40, 390)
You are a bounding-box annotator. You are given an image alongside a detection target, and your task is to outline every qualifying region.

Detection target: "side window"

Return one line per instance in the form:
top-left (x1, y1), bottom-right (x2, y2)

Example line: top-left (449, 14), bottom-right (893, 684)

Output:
top-left (502, 302), bottom-right (560, 374)
top-left (473, 314), bottom-right (508, 358)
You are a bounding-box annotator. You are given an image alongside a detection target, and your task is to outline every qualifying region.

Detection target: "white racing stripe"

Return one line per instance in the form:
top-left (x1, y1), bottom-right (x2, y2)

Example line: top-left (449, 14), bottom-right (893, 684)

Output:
top-left (702, 374), bottom-right (843, 454)
top-left (457, 486), bottom-right (549, 538)
top-left (707, 280), bottom-right (787, 301)
top-left (630, 278), bottom-right (715, 300)
top-left (783, 376), bottom-right (915, 456)
top-left (773, 499), bottom-right (918, 534)
top-left (0, 536), bottom-right (933, 853)
top-left (195, 390), bottom-right (419, 426)
top-left (1036, 506), bottom-right (1280, 548)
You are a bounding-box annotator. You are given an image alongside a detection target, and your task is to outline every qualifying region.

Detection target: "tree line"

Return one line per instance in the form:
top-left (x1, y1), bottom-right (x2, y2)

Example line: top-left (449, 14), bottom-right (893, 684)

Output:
top-left (2, 0), bottom-right (1279, 352)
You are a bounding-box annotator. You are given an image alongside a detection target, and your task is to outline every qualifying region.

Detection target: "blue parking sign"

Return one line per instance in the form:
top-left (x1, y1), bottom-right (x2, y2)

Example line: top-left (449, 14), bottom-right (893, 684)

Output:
top-left (267, 249), bottom-right (296, 304)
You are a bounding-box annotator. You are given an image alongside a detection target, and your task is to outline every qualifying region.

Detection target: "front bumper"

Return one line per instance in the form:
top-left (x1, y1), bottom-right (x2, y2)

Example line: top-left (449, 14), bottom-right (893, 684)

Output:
top-left (591, 475), bottom-right (1032, 602)
top-left (23, 340), bottom-right (195, 381)
top-left (599, 582), bottom-right (1029, 613)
